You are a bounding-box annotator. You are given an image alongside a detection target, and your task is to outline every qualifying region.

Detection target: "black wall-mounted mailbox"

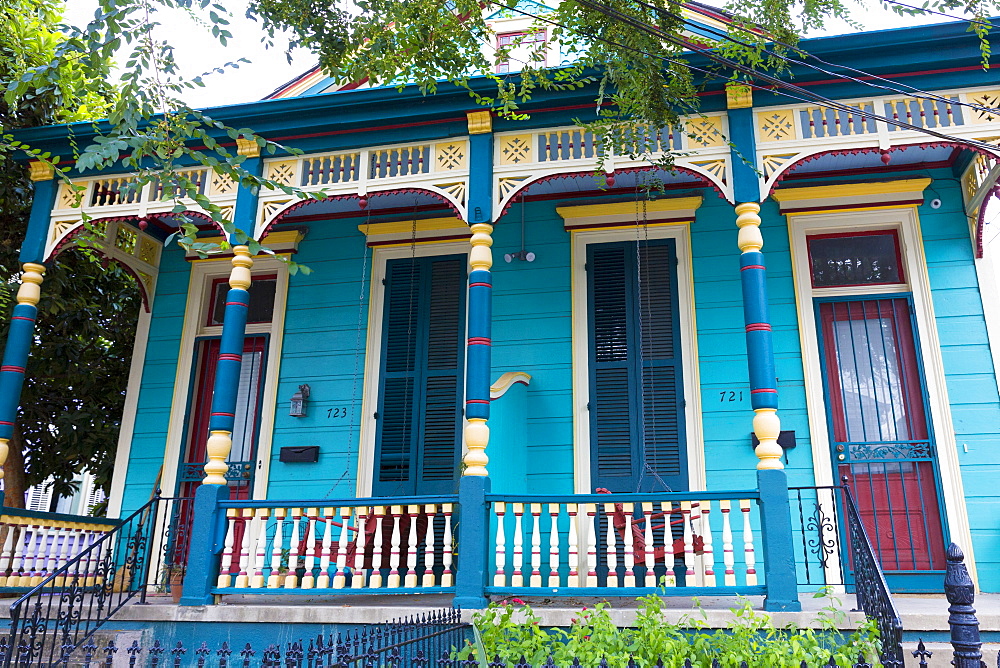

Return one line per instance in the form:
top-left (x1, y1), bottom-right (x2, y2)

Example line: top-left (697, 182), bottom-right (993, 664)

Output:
top-left (750, 430), bottom-right (796, 450)
top-left (279, 446), bottom-right (320, 463)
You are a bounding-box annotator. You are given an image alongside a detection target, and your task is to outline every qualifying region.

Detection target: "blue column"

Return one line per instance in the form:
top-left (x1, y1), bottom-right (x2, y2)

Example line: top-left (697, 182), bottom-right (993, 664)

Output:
top-left (728, 91), bottom-right (800, 611)
top-left (201, 146), bottom-right (263, 486)
top-left (0, 170), bottom-right (57, 491)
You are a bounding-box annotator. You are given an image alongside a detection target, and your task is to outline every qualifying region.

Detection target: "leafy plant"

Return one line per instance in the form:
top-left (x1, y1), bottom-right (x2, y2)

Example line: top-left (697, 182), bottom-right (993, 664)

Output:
top-left (464, 590), bottom-right (880, 667)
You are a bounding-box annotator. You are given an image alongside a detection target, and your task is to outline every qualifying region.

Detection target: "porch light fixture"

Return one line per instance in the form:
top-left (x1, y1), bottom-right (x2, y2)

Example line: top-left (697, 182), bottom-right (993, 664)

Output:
top-left (289, 384), bottom-right (310, 417)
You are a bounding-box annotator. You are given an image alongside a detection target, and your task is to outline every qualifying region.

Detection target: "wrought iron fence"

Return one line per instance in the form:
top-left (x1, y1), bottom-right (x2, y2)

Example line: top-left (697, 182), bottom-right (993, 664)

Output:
top-left (2, 495), bottom-right (192, 667)
top-left (788, 485), bottom-right (845, 588)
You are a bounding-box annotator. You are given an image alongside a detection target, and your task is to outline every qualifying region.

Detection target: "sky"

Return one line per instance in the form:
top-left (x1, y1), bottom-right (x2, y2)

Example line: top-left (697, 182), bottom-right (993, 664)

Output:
top-left (60, 0), bottom-right (956, 110)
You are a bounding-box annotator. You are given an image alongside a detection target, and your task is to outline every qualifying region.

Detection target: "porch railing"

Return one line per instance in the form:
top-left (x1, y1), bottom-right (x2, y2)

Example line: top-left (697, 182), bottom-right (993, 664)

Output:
top-left (211, 496), bottom-right (457, 595)
top-left (2, 495), bottom-right (191, 667)
top-left (0, 508), bottom-right (118, 592)
top-left (485, 491), bottom-right (765, 597)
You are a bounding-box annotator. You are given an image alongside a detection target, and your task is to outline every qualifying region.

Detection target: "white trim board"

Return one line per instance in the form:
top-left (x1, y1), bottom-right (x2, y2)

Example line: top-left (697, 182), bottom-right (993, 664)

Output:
top-left (568, 222), bottom-right (705, 493)
top-left (355, 240), bottom-right (472, 498)
top-left (786, 207), bottom-right (976, 587)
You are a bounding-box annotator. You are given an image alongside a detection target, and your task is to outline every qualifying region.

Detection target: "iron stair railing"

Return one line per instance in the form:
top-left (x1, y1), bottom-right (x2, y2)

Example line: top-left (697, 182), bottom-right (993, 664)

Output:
top-left (2, 495), bottom-right (189, 667)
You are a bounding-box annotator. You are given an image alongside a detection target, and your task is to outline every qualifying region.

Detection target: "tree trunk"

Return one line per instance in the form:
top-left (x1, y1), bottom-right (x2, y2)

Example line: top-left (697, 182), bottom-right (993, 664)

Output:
top-left (4, 426), bottom-right (27, 509)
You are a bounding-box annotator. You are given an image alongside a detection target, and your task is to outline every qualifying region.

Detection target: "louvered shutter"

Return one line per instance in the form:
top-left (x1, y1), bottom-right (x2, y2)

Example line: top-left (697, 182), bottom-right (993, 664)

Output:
top-left (587, 240), bottom-right (686, 493)
top-left (373, 256), bottom-right (465, 496)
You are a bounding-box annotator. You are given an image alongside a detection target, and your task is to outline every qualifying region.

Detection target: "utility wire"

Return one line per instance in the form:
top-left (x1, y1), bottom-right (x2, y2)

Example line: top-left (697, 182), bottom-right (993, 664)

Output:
top-left (573, 0), bottom-right (1000, 154)
top-left (639, 0), bottom-right (1000, 117)
top-left (877, 0), bottom-right (993, 27)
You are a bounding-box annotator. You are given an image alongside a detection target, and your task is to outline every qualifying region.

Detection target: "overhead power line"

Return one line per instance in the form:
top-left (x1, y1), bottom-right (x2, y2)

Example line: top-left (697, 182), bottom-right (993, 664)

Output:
top-left (572, 0), bottom-right (1000, 154)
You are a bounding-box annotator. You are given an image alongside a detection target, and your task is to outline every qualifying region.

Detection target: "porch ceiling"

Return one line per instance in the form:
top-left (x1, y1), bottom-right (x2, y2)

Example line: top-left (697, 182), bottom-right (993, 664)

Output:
top-left (514, 167), bottom-right (710, 207)
top-left (781, 144), bottom-right (959, 181)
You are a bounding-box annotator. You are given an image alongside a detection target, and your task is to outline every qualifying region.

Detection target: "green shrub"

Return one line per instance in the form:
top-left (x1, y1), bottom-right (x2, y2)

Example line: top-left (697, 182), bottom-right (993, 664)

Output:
top-left (464, 590), bottom-right (880, 667)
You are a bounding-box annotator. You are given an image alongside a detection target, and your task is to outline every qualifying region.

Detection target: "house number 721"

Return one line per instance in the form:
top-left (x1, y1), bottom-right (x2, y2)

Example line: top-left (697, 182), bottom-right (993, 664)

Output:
top-left (719, 391), bottom-right (744, 402)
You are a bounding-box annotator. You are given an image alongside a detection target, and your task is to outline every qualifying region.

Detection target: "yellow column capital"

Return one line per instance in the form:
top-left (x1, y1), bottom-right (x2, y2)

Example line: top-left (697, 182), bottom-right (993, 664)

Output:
top-left (203, 430), bottom-right (233, 484)
top-left (467, 111), bottom-right (493, 135)
top-left (28, 161), bottom-right (54, 182)
top-left (16, 263), bottom-right (46, 306)
top-left (235, 137), bottom-right (261, 158)
top-left (229, 246), bottom-right (253, 290)
top-left (752, 409), bottom-right (784, 470)
top-left (735, 201), bottom-right (763, 253)
top-left (469, 223), bottom-right (493, 271)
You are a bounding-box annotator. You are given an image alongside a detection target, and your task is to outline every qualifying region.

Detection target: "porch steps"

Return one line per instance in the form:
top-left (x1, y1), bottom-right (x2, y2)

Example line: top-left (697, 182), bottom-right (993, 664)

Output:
top-left (9, 628), bottom-right (147, 667)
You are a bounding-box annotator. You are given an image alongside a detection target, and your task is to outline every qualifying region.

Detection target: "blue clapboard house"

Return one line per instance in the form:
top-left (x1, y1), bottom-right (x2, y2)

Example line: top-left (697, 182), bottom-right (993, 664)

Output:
top-left (2, 7), bottom-right (1000, 641)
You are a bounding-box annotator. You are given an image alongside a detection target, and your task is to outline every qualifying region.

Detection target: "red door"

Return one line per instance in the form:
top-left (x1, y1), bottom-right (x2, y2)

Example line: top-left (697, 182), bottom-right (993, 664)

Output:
top-left (819, 297), bottom-right (946, 575)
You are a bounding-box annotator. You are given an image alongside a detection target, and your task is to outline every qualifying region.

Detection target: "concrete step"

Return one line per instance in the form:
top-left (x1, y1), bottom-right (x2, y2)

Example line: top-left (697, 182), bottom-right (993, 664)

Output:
top-left (7, 628), bottom-right (147, 667)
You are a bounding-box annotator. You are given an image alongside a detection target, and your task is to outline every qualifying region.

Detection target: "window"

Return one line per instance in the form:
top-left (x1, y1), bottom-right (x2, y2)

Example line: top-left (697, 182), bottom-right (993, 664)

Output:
top-left (807, 231), bottom-right (903, 288)
top-left (496, 30), bottom-right (547, 74)
top-left (372, 255), bottom-right (466, 496)
top-left (587, 239), bottom-right (686, 493)
top-left (208, 276), bottom-right (277, 326)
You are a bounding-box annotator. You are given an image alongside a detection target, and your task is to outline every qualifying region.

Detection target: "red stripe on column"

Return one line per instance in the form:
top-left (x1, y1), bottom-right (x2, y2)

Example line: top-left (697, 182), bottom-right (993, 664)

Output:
top-left (750, 388), bottom-right (777, 394)
top-left (225, 301), bottom-right (249, 308)
top-left (11, 316), bottom-right (34, 322)
top-left (468, 337), bottom-right (492, 346)
top-left (218, 354), bottom-right (243, 362)
top-left (211, 412), bottom-right (236, 418)
top-left (466, 399), bottom-right (490, 404)
top-left (745, 323), bottom-right (772, 332)
top-left (0, 366), bottom-right (25, 373)
top-left (740, 265), bottom-right (765, 271)
top-left (469, 282), bottom-right (492, 288)
top-left (0, 421), bottom-right (13, 427)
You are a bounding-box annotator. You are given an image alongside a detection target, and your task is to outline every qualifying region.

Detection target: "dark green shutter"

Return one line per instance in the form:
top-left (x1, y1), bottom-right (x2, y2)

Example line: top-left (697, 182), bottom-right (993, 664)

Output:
top-left (373, 255), bottom-right (466, 496)
top-left (587, 240), bottom-right (686, 493)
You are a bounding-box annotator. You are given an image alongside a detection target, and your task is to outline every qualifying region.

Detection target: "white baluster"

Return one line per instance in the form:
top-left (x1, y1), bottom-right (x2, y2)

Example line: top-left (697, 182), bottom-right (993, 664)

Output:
top-left (721, 500), bottom-right (736, 587)
top-left (300, 509), bottom-right (318, 589)
top-left (267, 508), bottom-right (285, 589)
top-left (0, 524), bottom-right (17, 586)
top-left (422, 504), bottom-right (437, 588)
top-left (27, 525), bottom-right (46, 586)
top-left (493, 503), bottom-right (506, 588)
top-left (218, 510), bottom-right (237, 588)
top-left (352, 507), bottom-right (368, 589)
top-left (529, 504), bottom-right (542, 588)
top-left (691, 501), bottom-right (704, 587)
top-left (10, 523), bottom-right (28, 587)
top-left (333, 507), bottom-right (351, 589)
top-left (317, 509), bottom-right (334, 589)
top-left (701, 501), bottom-right (715, 588)
top-left (387, 506), bottom-right (402, 589)
top-left (441, 504), bottom-right (454, 587)
top-left (661, 501), bottom-right (676, 587)
top-left (284, 509), bottom-right (301, 589)
top-left (370, 507), bottom-right (385, 589)
top-left (251, 509), bottom-right (270, 588)
top-left (511, 504), bottom-right (524, 587)
top-left (584, 504), bottom-right (598, 587)
top-left (238, 511), bottom-right (258, 588)
top-left (642, 503), bottom-right (656, 587)
top-left (604, 503), bottom-right (618, 588)
top-left (622, 503), bottom-right (635, 588)
top-left (548, 504), bottom-right (561, 588)
top-left (404, 505), bottom-right (420, 588)
top-left (567, 504), bottom-right (579, 587)
top-left (54, 527), bottom-right (75, 587)
top-left (742, 500), bottom-right (757, 586)
top-left (682, 501), bottom-right (695, 587)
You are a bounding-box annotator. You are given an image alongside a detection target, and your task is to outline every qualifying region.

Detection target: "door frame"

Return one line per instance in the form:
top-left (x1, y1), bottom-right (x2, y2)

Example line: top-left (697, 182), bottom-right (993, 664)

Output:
top-left (160, 256), bottom-right (289, 504)
top-left (570, 223), bottom-right (704, 494)
top-left (787, 205), bottom-right (976, 587)
top-left (356, 240), bottom-right (471, 497)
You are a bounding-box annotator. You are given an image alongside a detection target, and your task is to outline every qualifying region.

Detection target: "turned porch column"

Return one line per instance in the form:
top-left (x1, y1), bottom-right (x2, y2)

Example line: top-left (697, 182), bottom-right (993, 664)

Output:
top-left (0, 161), bottom-right (57, 487)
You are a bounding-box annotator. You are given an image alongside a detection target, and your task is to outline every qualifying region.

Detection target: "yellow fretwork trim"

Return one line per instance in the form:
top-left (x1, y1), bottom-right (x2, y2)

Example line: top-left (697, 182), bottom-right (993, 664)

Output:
top-left (357, 217), bottom-right (464, 236)
top-left (557, 197), bottom-right (703, 221)
top-left (772, 178), bottom-right (932, 202)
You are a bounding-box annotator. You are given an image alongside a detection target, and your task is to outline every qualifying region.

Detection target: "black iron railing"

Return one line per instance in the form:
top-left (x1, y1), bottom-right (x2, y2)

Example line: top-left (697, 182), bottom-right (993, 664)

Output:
top-left (788, 485), bottom-right (846, 588)
top-left (3, 495), bottom-right (192, 667)
top-left (841, 485), bottom-right (905, 668)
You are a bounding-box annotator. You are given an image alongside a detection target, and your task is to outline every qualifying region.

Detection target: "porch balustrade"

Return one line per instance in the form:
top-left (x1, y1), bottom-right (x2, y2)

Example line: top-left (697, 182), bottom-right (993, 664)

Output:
top-left (486, 492), bottom-right (764, 597)
top-left (0, 508), bottom-right (118, 591)
top-left (211, 497), bottom-right (457, 595)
